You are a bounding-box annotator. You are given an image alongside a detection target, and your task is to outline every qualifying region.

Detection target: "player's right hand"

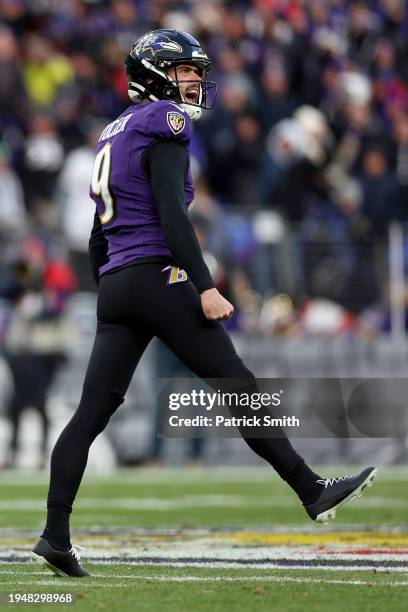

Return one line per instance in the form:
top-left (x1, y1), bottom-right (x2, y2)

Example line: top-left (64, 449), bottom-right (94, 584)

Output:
top-left (200, 288), bottom-right (234, 321)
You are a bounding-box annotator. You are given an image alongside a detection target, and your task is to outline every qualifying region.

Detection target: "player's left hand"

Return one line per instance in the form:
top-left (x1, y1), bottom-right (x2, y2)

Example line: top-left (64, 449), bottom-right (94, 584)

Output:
top-left (200, 288), bottom-right (234, 321)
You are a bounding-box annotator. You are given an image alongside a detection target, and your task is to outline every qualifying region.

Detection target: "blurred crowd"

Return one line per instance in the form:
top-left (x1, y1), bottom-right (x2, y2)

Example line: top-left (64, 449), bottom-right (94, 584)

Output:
top-left (0, 0), bottom-right (408, 334)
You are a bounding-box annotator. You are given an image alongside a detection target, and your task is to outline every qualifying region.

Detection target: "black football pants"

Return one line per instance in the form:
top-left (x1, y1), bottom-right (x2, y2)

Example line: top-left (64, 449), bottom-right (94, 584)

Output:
top-left (47, 263), bottom-right (305, 511)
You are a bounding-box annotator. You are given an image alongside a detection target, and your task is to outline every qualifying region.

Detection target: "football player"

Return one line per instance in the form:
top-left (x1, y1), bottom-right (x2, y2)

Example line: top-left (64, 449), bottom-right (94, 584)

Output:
top-left (32, 30), bottom-right (377, 577)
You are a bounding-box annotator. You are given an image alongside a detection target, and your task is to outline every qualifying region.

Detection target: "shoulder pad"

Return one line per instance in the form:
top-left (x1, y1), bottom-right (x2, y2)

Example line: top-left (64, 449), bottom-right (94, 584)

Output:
top-left (147, 100), bottom-right (192, 143)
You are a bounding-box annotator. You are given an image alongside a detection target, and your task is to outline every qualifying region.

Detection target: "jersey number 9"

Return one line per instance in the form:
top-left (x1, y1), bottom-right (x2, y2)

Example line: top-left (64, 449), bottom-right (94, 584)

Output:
top-left (91, 143), bottom-right (115, 224)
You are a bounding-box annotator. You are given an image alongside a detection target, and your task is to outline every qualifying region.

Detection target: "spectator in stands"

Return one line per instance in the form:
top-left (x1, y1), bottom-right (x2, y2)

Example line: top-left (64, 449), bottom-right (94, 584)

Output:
top-left (0, 25), bottom-right (26, 133)
top-left (0, 238), bottom-right (77, 469)
top-left (21, 114), bottom-right (65, 220)
top-left (221, 112), bottom-right (264, 206)
top-left (0, 142), bottom-right (27, 238)
top-left (359, 146), bottom-right (401, 236)
top-left (21, 33), bottom-right (74, 108)
top-left (57, 122), bottom-right (103, 291)
top-left (260, 106), bottom-right (331, 222)
top-left (392, 110), bottom-right (408, 219)
top-left (259, 60), bottom-right (299, 132)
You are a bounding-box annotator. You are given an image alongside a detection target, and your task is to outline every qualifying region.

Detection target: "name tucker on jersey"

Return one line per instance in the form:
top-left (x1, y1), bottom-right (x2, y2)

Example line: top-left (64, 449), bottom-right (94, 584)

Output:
top-left (99, 114), bottom-right (132, 141)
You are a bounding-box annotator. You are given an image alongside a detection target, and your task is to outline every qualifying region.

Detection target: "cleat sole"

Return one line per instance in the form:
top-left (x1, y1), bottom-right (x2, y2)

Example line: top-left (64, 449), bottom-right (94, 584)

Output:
top-left (32, 552), bottom-right (71, 578)
top-left (45, 561), bottom-right (70, 578)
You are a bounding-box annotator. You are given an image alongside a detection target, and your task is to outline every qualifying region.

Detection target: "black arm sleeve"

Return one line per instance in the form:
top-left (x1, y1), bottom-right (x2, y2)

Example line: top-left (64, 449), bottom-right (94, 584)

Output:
top-left (146, 140), bottom-right (215, 294)
top-left (88, 209), bottom-right (109, 286)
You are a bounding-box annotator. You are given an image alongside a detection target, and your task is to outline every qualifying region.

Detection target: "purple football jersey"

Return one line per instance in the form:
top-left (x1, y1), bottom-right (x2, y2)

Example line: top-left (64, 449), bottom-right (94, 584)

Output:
top-left (89, 100), bottom-right (194, 276)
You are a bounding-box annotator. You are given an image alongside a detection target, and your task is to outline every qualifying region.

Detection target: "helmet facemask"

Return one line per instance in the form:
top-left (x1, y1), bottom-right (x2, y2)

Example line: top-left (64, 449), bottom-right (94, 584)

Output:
top-left (164, 62), bottom-right (217, 120)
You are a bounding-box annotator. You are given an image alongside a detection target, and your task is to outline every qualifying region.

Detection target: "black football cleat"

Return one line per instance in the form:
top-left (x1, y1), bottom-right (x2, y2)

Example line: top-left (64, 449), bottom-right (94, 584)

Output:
top-left (32, 537), bottom-right (90, 577)
top-left (304, 466), bottom-right (377, 524)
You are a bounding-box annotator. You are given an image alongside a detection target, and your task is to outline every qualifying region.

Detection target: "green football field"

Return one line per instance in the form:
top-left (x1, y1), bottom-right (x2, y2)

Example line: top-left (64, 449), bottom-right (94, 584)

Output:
top-left (0, 466), bottom-right (407, 611)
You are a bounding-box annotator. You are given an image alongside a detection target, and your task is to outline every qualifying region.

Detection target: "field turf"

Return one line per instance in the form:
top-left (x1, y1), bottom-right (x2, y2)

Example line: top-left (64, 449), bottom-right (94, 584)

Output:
top-left (0, 467), bottom-right (406, 611)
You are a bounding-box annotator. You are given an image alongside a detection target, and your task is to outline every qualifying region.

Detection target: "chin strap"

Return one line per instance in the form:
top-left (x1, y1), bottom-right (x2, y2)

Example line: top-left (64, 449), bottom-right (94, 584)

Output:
top-left (180, 103), bottom-right (202, 121)
top-left (128, 81), bottom-right (159, 103)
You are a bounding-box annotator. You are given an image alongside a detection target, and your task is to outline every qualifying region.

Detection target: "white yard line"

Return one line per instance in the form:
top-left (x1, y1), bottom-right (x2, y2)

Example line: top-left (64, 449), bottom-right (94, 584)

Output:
top-left (0, 495), bottom-right (405, 511)
top-left (0, 575), bottom-right (407, 587)
top-left (94, 560), bottom-right (408, 573)
top-left (0, 495), bottom-right (294, 511)
top-left (1, 561), bottom-right (406, 573)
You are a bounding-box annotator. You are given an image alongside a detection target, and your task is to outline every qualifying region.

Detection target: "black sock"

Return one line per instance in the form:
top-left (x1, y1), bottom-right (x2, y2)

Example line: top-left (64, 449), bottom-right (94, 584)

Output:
top-left (283, 459), bottom-right (322, 504)
top-left (42, 507), bottom-right (71, 551)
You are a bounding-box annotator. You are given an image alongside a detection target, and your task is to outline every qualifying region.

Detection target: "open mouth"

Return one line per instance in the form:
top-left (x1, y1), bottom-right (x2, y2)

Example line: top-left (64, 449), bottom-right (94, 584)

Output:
top-left (185, 88), bottom-right (199, 103)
